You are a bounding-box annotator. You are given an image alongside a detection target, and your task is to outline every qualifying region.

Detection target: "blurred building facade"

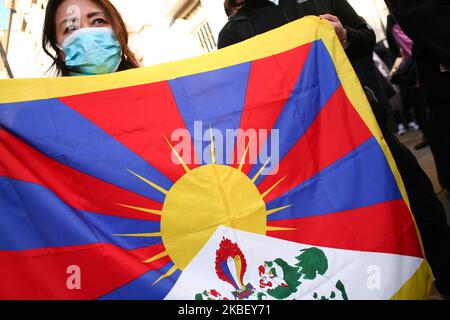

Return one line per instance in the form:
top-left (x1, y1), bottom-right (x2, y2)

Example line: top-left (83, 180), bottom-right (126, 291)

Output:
top-left (111, 0), bottom-right (228, 68)
top-left (1, 0), bottom-right (389, 79)
top-left (1, 0), bottom-right (13, 77)
top-left (348, 0), bottom-right (389, 41)
top-left (2, 0), bottom-right (52, 78)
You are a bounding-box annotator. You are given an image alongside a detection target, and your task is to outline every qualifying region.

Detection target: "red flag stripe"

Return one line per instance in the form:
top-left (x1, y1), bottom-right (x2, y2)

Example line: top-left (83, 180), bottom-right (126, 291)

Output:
top-left (0, 129), bottom-right (162, 221)
top-left (0, 243), bottom-right (170, 300)
top-left (267, 199), bottom-right (423, 258)
top-left (258, 86), bottom-right (373, 203)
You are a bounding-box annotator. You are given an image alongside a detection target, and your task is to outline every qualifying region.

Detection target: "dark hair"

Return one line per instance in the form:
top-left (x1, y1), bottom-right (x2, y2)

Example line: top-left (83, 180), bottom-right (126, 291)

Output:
top-left (224, 0), bottom-right (245, 17)
top-left (42, 0), bottom-right (140, 76)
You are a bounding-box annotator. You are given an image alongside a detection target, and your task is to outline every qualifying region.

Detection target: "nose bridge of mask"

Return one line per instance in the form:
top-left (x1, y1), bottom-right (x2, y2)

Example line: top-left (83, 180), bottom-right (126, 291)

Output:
top-left (61, 27), bottom-right (115, 50)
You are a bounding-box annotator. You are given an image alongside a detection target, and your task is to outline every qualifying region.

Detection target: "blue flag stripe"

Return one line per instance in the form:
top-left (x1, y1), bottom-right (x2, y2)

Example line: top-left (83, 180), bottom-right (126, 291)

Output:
top-left (169, 62), bottom-right (252, 165)
top-left (98, 261), bottom-right (181, 300)
top-left (267, 137), bottom-right (403, 221)
top-left (0, 177), bottom-right (162, 251)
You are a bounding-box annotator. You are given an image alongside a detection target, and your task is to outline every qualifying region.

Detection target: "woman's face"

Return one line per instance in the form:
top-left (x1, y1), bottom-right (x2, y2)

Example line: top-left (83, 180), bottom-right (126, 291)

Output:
top-left (55, 0), bottom-right (111, 47)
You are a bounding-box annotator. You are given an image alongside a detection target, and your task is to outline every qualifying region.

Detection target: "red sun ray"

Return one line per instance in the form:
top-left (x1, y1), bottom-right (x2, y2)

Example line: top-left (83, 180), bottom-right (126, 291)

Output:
top-left (59, 81), bottom-right (199, 183)
top-left (258, 86), bottom-right (373, 203)
top-left (267, 199), bottom-right (423, 258)
top-left (0, 129), bottom-right (162, 221)
top-left (232, 42), bottom-right (312, 173)
top-left (129, 243), bottom-right (170, 264)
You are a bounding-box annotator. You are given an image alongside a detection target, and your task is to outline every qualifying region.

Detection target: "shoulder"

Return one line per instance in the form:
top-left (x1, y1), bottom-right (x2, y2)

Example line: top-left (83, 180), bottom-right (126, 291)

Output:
top-left (217, 14), bottom-right (251, 49)
top-left (219, 13), bottom-right (250, 36)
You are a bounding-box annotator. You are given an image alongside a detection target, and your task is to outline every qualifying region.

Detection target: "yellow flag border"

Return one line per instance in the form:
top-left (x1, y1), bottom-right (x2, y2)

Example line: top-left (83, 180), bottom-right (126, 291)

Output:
top-left (0, 16), bottom-right (433, 299)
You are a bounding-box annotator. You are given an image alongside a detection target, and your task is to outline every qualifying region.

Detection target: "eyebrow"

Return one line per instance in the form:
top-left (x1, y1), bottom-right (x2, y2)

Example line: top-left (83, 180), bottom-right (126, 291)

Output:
top-left (59, 11), bottom-right (106, 29)
top-left (87, 11), bottom-right (106, 19)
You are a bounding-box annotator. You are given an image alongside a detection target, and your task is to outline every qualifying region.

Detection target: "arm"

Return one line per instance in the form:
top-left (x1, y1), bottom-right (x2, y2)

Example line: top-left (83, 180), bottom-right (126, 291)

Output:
top-left (326, 0), bottom-right (376, 59)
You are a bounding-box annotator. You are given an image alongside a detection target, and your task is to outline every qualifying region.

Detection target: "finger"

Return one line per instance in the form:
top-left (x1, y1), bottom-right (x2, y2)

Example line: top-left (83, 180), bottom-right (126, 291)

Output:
top-left (319, 14), bottom-right (338, 22)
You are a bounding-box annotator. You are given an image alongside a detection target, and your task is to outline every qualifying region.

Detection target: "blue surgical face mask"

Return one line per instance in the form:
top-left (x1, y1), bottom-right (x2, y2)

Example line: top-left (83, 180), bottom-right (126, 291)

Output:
top-left (61, 27), bottom-right (122, 76)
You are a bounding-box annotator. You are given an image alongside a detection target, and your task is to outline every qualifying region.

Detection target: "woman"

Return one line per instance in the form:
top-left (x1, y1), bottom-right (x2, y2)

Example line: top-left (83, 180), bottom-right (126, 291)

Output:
top-left (42, 0), bottom-right (139, 76)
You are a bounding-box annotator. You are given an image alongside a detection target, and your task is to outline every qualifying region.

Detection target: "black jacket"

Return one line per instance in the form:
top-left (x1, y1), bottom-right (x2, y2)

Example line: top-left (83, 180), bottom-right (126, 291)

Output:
top-left (384, 0), bottom-right (450, 63)
top-left (278, 0), bottom-right (375, 60)
top-left (218, 0), bottom-right (376, 61)
top-left (218, 0), bottom-right (289, 49)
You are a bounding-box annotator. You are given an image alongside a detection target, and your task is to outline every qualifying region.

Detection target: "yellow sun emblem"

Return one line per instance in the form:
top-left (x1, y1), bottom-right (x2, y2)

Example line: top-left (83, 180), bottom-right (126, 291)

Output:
top-left (114, 128), bottom-right (293, 285)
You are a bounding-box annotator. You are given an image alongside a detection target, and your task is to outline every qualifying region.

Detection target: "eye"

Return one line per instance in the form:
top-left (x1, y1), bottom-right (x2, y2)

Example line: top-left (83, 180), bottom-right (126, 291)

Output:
top-left (64, 24), bottom-right (78, 35)
top-left (92, 18), bottom-right (108, 26)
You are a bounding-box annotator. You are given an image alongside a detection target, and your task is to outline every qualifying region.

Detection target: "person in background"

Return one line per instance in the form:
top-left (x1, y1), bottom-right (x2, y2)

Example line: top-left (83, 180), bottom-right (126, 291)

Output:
top-left (218, 0), bottom-right (289, 49)
top-left (386, 15), bottom-right (422, 139)
top-left (384, 1), bottom-right (450, 196)
top-left (372, 50), bottom-right (402, 132)
top-left (42, 0), bottom-right (139, 76)
top-left (386, 9), bottom-right (450, 198)
top-left (384, 0), bottom-right (450, 147)
top-left (218, 0), bottom-right (450, 298)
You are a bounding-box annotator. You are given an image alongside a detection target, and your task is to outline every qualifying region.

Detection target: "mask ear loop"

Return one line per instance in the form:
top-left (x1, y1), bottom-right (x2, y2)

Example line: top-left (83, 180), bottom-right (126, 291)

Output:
top-left (53, 43), bottom-right (68, 72)
top-left (54, 43), bottom-right (65, 62)
top-left (113, 50), bottom-right (124, 72)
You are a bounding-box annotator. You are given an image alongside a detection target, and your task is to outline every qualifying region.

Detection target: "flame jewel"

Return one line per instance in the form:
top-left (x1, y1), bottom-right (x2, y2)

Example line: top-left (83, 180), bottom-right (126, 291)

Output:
top-left (215, 238), bottom-right (248, 291)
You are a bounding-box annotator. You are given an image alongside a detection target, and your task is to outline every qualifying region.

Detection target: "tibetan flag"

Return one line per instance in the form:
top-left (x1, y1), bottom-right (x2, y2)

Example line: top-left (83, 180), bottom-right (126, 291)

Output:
top-left (0, 17), bottom-right (433, 300)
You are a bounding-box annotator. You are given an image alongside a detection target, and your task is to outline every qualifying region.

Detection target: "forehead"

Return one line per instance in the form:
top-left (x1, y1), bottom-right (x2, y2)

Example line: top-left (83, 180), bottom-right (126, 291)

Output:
top-left (55, 0), bottom-right (105, 23)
